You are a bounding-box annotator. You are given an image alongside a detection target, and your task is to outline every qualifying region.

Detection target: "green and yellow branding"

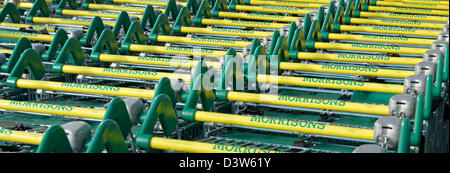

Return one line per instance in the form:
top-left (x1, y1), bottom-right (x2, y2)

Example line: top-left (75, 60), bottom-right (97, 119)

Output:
top-left (0, 30), bottom-right (40, 37)
top-left (351, 43), bottom-right (401, 50)
top-left (60, 83), bottom-right (120, 92)
top-left (212, 143), bottom-right (282, 153)
top-left (302, 77), bottom-right (365, 87)
top-left (0, 129), bottom-right (12, 136)
top-left (362, 35), bottom-right (408, 41)
top-left (321, 64), bottom-right (379, 72)
top-left (8, 100), bottom-right (73, 112)
top-left (337, 54), bottom-right (391, 61)
top-left (102, 68), bottom-right (158, 76)
top-left (230, 20), bottom-right (272, 26)
top-left (387, 13), bottom-right (427, 19)
top-left (137, 56), bottom-right (190, 64)
top-left (211, 28), bottom-right (255, 34)
top-left (380, 19), bottom-right (422, 25)
top-left (165, 47), bottom-right (214, 54)
top-left (245, 13), bottom-right (284, 19)
top-left (250, 116), bottom-right (326, 130)
top-left (401, 2), bottom-right (437, 7)
top-left (278, 95), bottom-right (346, 106)
top-left (190, 37), bottom-right (236, 44)
top-left (394, 7), bottom-right (432, 13)
top-left (372, 26), bottom-right (416, 33)
top-left (261, 6), bottom-right (299, 11)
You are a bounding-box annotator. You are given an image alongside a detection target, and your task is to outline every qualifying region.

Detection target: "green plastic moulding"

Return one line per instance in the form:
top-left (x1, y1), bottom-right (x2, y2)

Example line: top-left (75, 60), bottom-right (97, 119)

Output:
top-left (343, 0), bottom-right (357, 22)
top-left (112, 11), bottom-right (131, 39)
top-left (331, 2), bottom-right (346, 32)
top-left (6, 48), bottom-right (46, 88)
top-left (424, 74), bottom-right (433, 120)
top-left (193, 0), bottom-right (212, 26)
top-left (247, 45), bottom-right (269, 92)
top-left (36, 125), bottom-right (74, 153)
top-left (136, 94), bottom-right (178, 150)
top-left (320, 3), bottom-right (337, 40)
top-left (353, 0), bottom-right (364, 17)
top-left (289, 14), bottom-right (311, 59)
top-left (172, 7), bottom-right (192, 34)
top-left (211, 0), bottom-right (228, 17)
top-left (153, 77), bottom-right (178, 109)
top-left (182, 74), bottom-right (216, 121)
top-left (409, 94), bottom-right (424, 147)
top-left (443, 45), bottom-right (449, 82)
top-left (271, 35), bottom-right (290, 63)
top-left (90, 29), bottom-right (119, 62)
top-left (165, 0), bottom-right (181, 20)
top-left (397, 118), bottom-right (411, 153)
top-left (141, 5), bottom-right (158, 31)
top-left (305, 20), bottom-right (323, 51)
top-left (55, 0), bottom-right (78, 15)
top-left (0, 3), bottom-right (22, 23)
top-left (79, 16), bottom-right (106, 47)
top-left (190, 60), bottom-right (209, 87)
top-left (267, 30), bottom-right (280, 56)
top-left (81, 0), bottom-right (100, 9)
top-left (41, 29), bottom-right (69, 61)
top-left (149, 13), bottom-right (172, 42)
top-left (102, 98), bottom-right (133, 139)
top-left (120, 21), bottom-right (147, 53)
top-left (432, 58), bottom-right (443, 98)
top-left (26, 0), bottom-right (52, 23)
top-left (1, 38), bottom-right (33, 73)
top-left (85, 120), bottom-right (129, 153)
top-left (218, 49), bottom-right (246, 91)
top-left (52, 38), bottom-right (85, 73)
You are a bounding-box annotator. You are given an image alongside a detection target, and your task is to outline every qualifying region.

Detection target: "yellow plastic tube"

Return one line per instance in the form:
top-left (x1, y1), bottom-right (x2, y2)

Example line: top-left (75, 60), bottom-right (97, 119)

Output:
top-left (279, 62), bottom-right (415, 78)
top-left (225, 91), bottom-right (390, 115)
top-left (0, 99), bottom-right (105, 119)
top-left (358, 11), bottom-right (448, 22)
top-left (327, 33), bottom-right (436, 45)
top-left (313, 42), bottom-right (430, 55)
top-left (61, 65), bottom-right (192, 82)
top-left (180, 26), bottom-right (273, 38)
top-left (149, 137), bottom-right (282, 153)
top-left (156, 35), bottom-right (252, 48)
top-left (15, 79), bottom-right (155, 99)
top-left (297, 52), bottom-right (423, 65)
top-left (366, 6), bottom-right (449, 16)
top-left (339, 25), bottom-right (441, 37)
top-left (0, 129), bottom-right (43, 145)
top-left (194, 111), bottom-right (375, 140)
top-left (257, 74), bottom-right (405, 93)
top-left (349, 18), bottom-right (446, 29)
top-left (201, 19), bottom-right (288, 29)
